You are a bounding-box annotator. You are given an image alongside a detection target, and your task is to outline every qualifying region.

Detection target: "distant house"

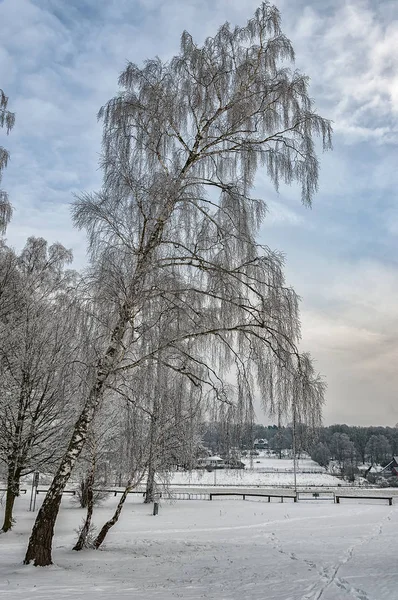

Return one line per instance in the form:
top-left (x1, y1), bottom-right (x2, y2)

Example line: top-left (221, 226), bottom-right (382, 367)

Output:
top-left (196, 456), bottom-right (245, 470)
top-left (357, 464), bottom-right (384, 476)
top-left (380, 457), bottom-right (398, 476)
top-left (253, 438), bottom-right (268, 450)
top-left (197, 456), bottom-right (225, 469)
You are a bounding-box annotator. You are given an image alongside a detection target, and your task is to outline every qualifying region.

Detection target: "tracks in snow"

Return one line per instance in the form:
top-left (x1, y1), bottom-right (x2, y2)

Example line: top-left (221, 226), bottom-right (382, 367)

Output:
top-left (267, 508), bottom-right (394, 600)
top-left (301, 508), bottom-right (393, 600)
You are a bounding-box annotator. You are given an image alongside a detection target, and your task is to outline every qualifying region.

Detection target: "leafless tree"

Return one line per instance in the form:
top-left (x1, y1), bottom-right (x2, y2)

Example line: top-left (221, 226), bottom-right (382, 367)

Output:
top-left (111, 354), bottom-right (206, 504)
top-left (0, 89), bottom-right (15, 233)
top-left (0, 238), bottom-right (81, 532)
top-left (365, 434), bottom-right (391, 466)
top-left (77, 362), bottom-right (205, 550)
top-left (90, 398), bottom-right (149, 550)
top-left (24, 2), bottom-right (331, 566)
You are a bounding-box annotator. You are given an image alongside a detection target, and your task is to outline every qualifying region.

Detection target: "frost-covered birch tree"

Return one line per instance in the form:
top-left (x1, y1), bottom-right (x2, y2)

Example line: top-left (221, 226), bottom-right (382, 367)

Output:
top-left (0, 89), bottom-right (15, 233)
top-left (25, 2), bottom-right (331, 566)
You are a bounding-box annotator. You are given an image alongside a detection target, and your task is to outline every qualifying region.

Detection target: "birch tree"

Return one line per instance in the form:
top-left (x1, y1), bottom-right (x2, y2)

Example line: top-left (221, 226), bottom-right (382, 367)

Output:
top-left (0, 89), bottom-right (15, 233)
top-left (24, 2), bottom-right (331, 566)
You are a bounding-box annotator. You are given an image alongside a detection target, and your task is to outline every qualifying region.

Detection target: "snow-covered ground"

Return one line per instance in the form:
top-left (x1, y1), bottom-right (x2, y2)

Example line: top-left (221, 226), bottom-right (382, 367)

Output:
top-left (1, 492), bottom-right (397, 599)
top-left (241, 456), bottom-right (326, 472)
top-left (169, 460), bottom-right (342, 487)
top-left (169, 469), bottom-right (341, 487)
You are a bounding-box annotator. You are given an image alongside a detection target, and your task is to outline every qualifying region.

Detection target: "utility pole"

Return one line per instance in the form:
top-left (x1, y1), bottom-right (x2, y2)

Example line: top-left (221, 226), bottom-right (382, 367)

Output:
top-left (292, 405), bottom-right (297, 495)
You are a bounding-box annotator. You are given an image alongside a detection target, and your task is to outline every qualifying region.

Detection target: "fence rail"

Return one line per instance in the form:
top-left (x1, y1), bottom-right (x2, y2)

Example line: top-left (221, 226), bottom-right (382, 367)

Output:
top-left (3, 486), bottom-right (395, 506)
top-left (336, 495), bottom-right (393, 506)
top-left (209, 492), bottom-right (297, 503)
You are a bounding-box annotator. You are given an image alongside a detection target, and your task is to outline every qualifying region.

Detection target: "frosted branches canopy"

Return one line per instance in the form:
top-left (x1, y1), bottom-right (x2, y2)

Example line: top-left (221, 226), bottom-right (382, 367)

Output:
top-left (0, 89), bottom-right (15, 234)
top-left (73, 2), bottom-right (332, 427)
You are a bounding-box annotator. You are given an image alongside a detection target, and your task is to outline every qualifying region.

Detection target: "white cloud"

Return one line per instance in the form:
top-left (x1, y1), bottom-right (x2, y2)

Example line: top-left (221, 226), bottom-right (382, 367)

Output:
top-left (297, 258), bottom-right (398, 425)
top-left (1, 0), bottom-right (397, 425)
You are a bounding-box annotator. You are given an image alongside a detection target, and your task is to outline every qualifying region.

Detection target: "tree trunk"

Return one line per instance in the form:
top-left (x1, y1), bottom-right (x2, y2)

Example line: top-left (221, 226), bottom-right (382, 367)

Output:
top-left (23, 491), bottom-right (63, 566)
top-left (144, 457), bottom-right (156, 504)
top-left (1, 467), bottom-right (20, 532)
top-left (23, 388), bottom-right (102, 565)
top-left (24, 313), bottom-right (129, 566)
top-left (73, 465), bottom-right (95, 551)
top-left (144, 364), bottom-right (161, 504)
top-left (93, 468), bottom-right (145, 550)
top-left (93, 485), bottom-right (131, 549)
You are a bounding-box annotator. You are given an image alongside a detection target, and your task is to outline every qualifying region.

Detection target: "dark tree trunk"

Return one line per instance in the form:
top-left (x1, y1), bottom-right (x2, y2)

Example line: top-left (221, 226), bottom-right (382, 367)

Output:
top-left (23, 394), bottom-right (99, 565)
top-left (1, 467), bottom-right (20, 532)
top-left (144, 373), bottom-right (160, 504)
top-left (144, 459), bottom-right (156, 504)
top-left (23, 492), bottom-right (63, 566)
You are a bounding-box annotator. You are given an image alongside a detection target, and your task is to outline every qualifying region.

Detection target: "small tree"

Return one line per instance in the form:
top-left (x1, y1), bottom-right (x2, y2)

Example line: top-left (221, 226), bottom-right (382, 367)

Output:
top-left (350, 427), bottom-right (368, 464)
top-left (0, 238), bottom-right (80, 532)
top-left (365, 434), bottom-right (391, 466)
top-left (330, 432), bottom-right (357, 478)
top-left (311, 442), bottom-right (330, 468)
top-left (270, 428), bottom-right (292, 459)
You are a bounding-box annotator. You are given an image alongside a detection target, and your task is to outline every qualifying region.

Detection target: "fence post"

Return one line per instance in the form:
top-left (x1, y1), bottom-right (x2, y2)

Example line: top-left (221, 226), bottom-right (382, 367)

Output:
top-left (29, 471), bottom-right (39, 511)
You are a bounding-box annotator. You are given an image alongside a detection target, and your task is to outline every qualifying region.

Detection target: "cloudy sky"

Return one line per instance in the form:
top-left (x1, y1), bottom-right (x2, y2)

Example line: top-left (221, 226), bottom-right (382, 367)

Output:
top-left (1, 0), bottom-right (397, 426)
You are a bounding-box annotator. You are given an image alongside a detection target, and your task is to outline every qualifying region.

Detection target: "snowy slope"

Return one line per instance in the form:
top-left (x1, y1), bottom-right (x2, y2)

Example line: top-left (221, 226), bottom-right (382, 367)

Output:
top-left (168, 456), bottom-right (342, 486)
top-left (169, 468), bottom-right (342, 487)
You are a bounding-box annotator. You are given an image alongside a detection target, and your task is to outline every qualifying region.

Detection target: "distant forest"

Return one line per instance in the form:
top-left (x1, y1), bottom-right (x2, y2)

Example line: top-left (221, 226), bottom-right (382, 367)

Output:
top-left (201, 422), bottom-right (398, 469)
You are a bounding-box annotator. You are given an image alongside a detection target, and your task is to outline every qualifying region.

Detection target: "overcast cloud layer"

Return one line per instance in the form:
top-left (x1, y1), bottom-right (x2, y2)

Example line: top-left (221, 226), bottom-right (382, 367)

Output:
top-left (1, 0), bottom-right (397, 426)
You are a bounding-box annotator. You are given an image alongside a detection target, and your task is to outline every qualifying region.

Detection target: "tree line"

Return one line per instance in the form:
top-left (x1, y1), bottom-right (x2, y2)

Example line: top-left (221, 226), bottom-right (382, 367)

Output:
top-left (0, 2), bottom-right (332, 566)
top-left (310, 425), bottom-right (397, 472)
top-left (201, 421), bottom-right (398, 468)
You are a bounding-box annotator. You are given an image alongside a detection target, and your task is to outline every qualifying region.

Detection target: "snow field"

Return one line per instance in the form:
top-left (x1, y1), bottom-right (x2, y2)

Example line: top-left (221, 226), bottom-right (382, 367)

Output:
top-left (169, 469), bottom-right (341, 487)
top-left (1, 491), bottom-right (397, 599)
top-left (168, 457), bottom-right (343, 487)
top-left (241, 457), bottom-right (326, 472)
